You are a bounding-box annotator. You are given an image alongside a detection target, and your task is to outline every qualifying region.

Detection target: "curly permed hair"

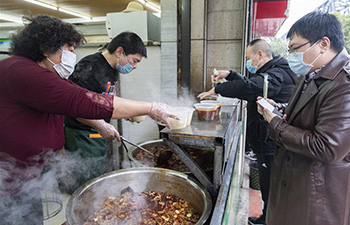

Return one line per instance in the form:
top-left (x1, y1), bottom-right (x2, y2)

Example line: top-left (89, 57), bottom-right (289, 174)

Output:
top-left (10, 15), bottom-right (85, 61)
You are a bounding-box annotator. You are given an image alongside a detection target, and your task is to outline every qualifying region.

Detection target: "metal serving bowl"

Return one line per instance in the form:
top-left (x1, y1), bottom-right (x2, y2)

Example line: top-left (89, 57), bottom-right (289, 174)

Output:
top-left (127, 139), bottom-right (164, 167)
top-left (66, 167), bottom-right (212, 225)
top-left (128, 139), bottom-right (214, 173)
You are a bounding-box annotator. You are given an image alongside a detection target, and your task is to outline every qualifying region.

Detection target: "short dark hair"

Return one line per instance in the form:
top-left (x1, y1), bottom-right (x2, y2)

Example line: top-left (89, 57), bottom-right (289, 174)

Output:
top-left (107, 32), bottom-right (147, 58)
top-left (10, 15), bottom-right (85, 62)
top-left (248, 39), bottom-right (274, 57)
top-left (287, 11), bottom-right (345, 52)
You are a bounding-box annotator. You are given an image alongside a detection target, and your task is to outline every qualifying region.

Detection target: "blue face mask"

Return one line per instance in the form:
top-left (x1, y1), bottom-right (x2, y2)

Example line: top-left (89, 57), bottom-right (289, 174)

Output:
top-left (246, 53), bottom-right (260, 74)
top-left (288, 41), bottom-right (321, 76)
top-left (116, 54), bottom-right (134, 74)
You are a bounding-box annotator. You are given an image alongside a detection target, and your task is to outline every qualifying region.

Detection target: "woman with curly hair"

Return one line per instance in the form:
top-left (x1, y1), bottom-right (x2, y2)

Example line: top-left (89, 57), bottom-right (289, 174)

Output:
top-left (0, 15), bottom-right (175, 224)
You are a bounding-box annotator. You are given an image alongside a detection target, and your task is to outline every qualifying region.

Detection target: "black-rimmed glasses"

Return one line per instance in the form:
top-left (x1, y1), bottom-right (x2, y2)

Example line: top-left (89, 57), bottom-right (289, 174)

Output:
top-left (288, 41), bottom-right (310, 54)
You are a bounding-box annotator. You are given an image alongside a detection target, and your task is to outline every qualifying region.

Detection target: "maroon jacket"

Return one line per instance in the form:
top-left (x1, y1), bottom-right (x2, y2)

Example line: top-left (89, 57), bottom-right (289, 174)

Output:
top-left (0, 56), bottom-right (114, 188)
top-left (267, 49), bottom-right (350, 225)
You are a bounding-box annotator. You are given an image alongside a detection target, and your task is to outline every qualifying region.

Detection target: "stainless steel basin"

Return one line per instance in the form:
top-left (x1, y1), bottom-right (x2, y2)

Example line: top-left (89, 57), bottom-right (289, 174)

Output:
top-left (66, 167), bottom-right (212, 225)
top-left (128, 139), bottom-right (214, 173)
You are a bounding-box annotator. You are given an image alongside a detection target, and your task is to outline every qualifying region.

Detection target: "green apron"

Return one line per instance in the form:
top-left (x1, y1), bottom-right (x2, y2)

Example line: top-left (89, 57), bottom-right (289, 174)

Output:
top-left (61, 126), bottom-right (109, 194)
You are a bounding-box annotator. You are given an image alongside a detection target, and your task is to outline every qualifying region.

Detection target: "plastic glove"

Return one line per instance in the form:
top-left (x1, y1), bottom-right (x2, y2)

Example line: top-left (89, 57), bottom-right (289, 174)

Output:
top-left (95, 121), bottom-right (121, 142)
top-left (214, 70), bottom-right (230, 81)
top-left (148, 102), bottom-right (179, 129)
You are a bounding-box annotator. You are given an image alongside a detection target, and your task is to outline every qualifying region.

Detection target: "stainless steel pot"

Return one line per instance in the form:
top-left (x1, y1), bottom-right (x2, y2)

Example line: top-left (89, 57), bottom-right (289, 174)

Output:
top-left (128, 139), bottom-right (163, 167)
top-left (66, 167), bottom-right (212, 225)
top-left (128, 139), bottom-right (214, 173)
top-left (128, 139), bottom-right (166, 167)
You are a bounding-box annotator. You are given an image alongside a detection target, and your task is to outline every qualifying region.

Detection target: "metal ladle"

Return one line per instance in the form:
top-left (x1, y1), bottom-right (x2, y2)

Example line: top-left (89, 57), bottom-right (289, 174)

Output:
top-left (120, 136), bottom-right (155, 156)
top-left (121, 136), bottom-right (173, 166)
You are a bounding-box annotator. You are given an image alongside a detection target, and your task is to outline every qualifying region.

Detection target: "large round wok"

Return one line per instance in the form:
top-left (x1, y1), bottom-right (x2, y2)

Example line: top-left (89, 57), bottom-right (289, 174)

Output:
top-left (66, 167), bottom-right (212, 225)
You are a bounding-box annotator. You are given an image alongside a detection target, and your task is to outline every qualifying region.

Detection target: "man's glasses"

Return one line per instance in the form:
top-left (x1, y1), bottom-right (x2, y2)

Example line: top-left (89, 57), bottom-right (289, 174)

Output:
top-left (288, 41), bottom-right (310, 54)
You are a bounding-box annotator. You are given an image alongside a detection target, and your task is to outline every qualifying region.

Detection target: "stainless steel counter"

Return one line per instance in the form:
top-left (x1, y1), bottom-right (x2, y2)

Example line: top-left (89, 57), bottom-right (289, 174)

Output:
top-left (161, 110), bottom-right (233, 138)
top-left (160, 99), bottom-right (241, 196)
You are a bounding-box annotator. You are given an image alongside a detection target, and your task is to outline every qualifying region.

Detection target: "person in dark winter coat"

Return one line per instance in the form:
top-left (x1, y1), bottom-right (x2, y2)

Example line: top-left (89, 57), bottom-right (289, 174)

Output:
top-left (198, 39), bottom-right (297, 225)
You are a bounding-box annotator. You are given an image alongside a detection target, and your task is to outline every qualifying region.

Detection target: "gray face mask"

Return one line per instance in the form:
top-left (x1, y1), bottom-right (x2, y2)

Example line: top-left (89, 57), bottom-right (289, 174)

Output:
top-left (47, 50), bottom-right (76, 79)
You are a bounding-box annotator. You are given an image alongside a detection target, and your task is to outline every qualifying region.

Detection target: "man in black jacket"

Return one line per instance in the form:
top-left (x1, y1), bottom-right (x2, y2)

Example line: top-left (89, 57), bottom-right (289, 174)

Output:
top-left (198, 39), bottom-right (297, 225)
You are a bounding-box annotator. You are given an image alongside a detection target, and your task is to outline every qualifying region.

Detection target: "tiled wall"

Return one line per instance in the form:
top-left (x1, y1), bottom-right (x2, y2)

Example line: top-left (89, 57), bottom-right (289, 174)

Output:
top-left (160, 0), bottom-right (248, 97)
top-left (191, 0), bottom-right (248, 94)
top-left (160, 0), bottom-right (178, 102)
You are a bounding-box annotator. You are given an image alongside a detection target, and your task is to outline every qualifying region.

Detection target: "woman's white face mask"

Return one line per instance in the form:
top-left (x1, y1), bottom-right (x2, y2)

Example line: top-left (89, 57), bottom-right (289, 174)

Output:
top-left (47, 50), bottom-right (76, 79)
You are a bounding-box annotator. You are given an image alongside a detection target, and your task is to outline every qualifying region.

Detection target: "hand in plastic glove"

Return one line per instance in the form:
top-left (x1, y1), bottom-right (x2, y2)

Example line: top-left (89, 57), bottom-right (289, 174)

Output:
top-left (95, 121), bottom-right (121, 142)
top-left (213, 70), bottom-right (230, 81)
top-left (148, 102), bottom-right (179, 129)
top-left (197, 87), bottom-right (216, 100)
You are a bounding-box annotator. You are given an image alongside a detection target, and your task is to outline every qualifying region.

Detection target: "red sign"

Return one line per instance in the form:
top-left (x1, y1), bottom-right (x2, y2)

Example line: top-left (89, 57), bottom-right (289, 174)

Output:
top-left (252, 0), bottom-right (289, 37)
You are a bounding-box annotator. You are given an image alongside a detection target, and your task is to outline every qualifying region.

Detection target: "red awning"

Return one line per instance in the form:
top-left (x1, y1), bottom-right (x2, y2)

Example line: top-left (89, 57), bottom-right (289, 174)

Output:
top-left (252, 0), bottom-right (289, 37)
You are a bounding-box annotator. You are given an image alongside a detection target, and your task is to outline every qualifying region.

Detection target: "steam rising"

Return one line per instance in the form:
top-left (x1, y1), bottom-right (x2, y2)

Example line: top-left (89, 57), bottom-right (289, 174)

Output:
top-left (0, 149), bottom-right (108, 224)
top-left (167, 86), bottom-right (198, 108)
top-left (0, 85), bottom-right (200, 224)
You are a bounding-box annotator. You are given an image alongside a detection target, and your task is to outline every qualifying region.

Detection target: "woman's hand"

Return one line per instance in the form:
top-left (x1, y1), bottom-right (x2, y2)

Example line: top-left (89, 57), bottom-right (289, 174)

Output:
top-left (197, 88), bottom-right (216, 100)
top-left (148, 102), bottom-right (179, 129)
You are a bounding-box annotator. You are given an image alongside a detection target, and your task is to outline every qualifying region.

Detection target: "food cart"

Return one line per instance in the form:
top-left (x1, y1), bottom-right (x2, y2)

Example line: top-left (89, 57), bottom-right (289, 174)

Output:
top-left (69, 98), bottom-right (245, 225)
top-left (159, 98), bottom-right (244, 224)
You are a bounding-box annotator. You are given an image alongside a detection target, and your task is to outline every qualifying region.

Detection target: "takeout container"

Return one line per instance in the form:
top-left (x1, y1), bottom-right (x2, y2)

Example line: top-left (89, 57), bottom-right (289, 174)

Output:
top-left (201, 95), bottom-right (218, 100)
top-left (200, 100), bottom-right (222, 106)
top-left (182, 107), bottom-right (195, 126)
top-left (200, 100), bottom-right (223, 116)
top-left (194, 103), bottom-right (219, 121)
top-left (165, 107), bottom-right (194, 129)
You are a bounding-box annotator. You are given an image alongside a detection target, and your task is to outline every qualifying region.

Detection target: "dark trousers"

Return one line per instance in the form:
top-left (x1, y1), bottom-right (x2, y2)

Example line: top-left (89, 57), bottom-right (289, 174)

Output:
top-left (256, 152), bottom-right (274, 219)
